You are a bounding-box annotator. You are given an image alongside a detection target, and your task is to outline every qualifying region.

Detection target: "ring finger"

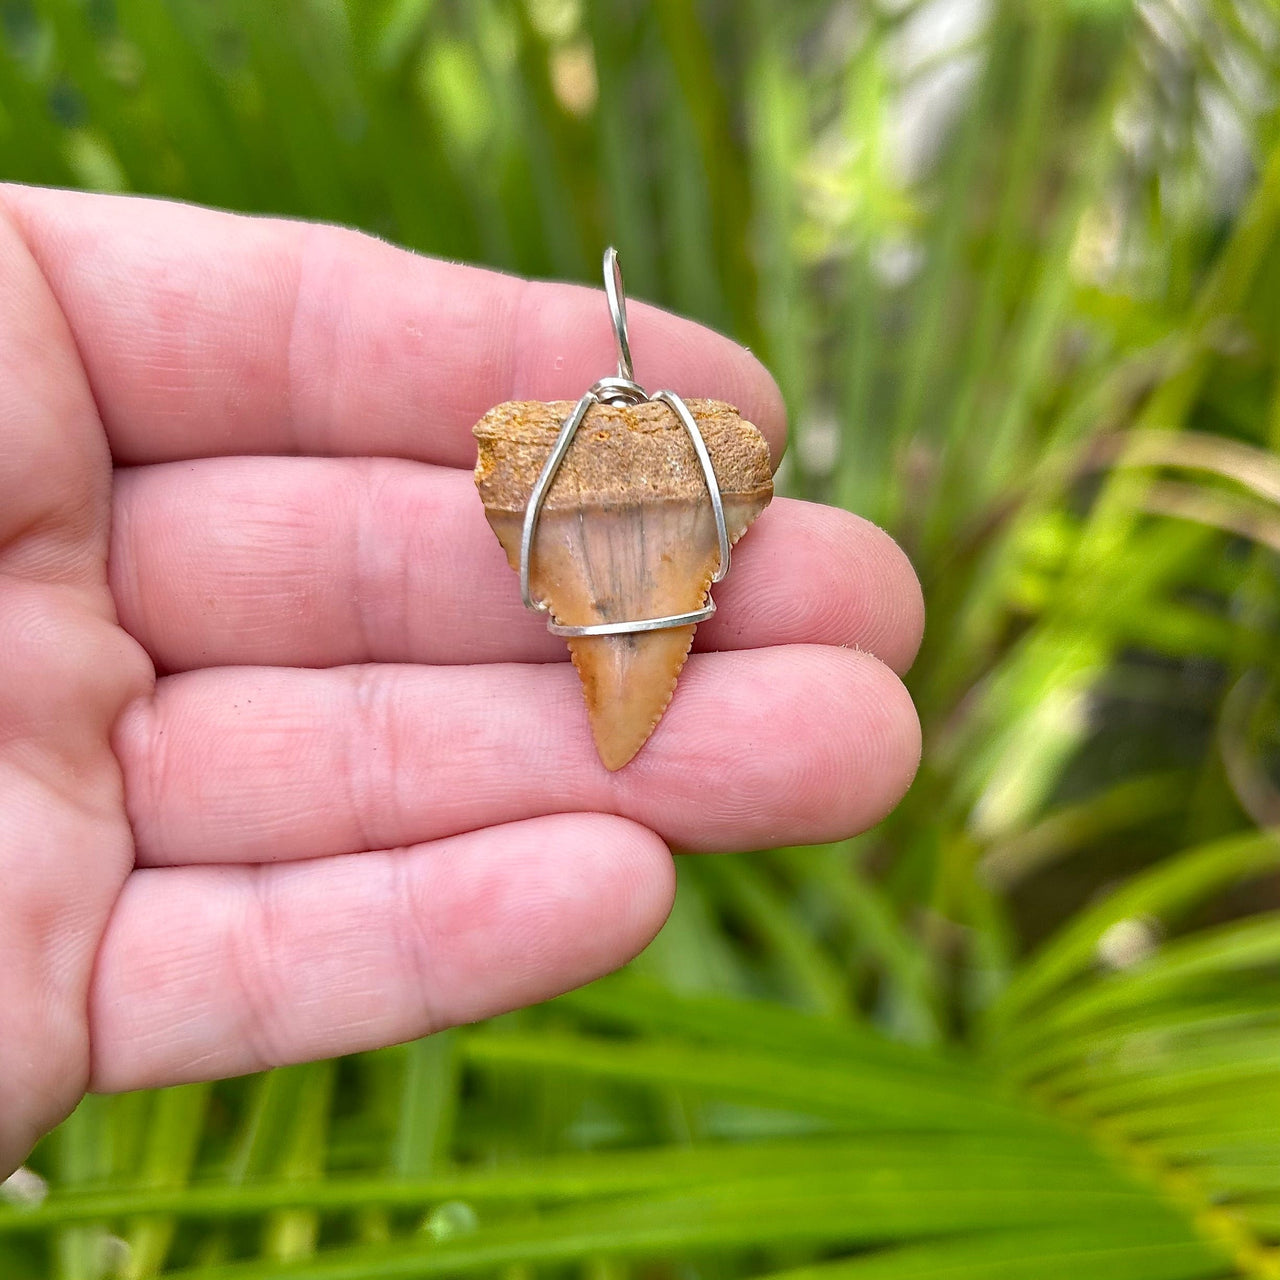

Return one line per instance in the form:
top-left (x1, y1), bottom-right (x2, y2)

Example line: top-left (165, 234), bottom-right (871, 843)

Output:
top-left (115, 647), bottom-right (921, 865)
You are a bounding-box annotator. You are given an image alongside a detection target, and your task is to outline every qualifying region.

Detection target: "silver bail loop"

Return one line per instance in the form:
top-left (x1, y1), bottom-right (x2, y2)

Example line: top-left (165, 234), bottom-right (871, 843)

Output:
top-left (602, 246), bottom-right (633, 384)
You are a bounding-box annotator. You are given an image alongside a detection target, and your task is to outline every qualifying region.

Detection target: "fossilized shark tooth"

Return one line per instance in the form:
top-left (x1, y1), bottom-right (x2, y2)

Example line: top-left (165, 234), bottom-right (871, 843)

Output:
top-left (474, 396), bottom-right (773, 770)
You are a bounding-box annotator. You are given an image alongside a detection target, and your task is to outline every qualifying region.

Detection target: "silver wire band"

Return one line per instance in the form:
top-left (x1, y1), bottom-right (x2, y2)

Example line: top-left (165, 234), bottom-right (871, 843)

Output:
top-left (651, 388), bottom-right (731, 584)
top-left (519, 385), bottom-right (598, 615)
top-left (518, 382), bottom-right (729, 636)
top-left (517, 248), bottom-right (732, 638)
top-left (518, 390), bottom-right (730, 637)
top-left (548, 600), bottom-right (717, 638)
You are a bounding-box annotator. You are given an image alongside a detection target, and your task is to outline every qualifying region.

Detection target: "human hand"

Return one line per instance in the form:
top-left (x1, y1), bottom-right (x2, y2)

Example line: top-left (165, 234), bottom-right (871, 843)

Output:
top-left (0, 186), bottom-right (923, 1176)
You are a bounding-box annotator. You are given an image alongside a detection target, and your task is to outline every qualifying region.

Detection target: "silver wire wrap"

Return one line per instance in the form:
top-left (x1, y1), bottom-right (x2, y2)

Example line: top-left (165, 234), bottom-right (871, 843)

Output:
top-left (518, 248), bottom-right (732, 639)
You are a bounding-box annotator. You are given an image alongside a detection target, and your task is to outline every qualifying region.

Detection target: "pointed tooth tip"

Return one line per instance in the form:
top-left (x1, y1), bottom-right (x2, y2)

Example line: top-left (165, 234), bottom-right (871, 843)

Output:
top-left (589, 693), bottom-right (670, 771)
top-left (571, 625), bottom-right (693, 772)
top-left (597, 740), bottom-right (642, 772)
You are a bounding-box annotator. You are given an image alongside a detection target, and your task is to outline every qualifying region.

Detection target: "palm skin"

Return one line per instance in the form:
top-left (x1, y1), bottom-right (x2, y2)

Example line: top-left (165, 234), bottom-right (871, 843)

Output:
top-left (0, 185), bottom-right (924, 1178)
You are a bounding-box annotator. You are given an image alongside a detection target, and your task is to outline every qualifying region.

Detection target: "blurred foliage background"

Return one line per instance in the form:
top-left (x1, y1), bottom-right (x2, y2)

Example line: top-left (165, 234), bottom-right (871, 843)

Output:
top-left (3, 0), bottom-right (1280, 1276)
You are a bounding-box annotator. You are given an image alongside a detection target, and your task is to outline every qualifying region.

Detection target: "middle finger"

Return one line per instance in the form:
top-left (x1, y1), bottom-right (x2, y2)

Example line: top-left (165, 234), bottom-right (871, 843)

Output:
top-left (110, 456), bottom-right (924, 675)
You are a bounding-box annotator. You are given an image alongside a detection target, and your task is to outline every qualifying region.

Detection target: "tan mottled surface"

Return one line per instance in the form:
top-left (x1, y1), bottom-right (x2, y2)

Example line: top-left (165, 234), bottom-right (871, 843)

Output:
top-left (473, 397), bottom-right (773, 512)
top-left (475, 397), bottom-right (773, 769)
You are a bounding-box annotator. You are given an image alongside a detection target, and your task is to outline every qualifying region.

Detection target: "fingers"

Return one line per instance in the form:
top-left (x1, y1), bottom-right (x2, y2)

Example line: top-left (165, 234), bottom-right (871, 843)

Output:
top-left (89, 814), bottom-right (674, 1090)
top-left (2, 186), bottom-right (787, 470)
top-left (114, 648), bottom-right (920, 865)
top-left (110, 457), bottom-right (924, 676)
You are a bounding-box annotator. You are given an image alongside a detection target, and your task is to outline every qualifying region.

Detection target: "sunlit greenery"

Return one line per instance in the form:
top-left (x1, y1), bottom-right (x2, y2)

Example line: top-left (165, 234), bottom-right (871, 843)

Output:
top-left (3, 0), bottom-right (1280, 1276)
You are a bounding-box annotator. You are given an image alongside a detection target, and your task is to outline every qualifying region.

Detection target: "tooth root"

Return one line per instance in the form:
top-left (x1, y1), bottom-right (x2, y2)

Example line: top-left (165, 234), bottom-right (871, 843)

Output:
top-left (474, 398), bottom-right (773, 770)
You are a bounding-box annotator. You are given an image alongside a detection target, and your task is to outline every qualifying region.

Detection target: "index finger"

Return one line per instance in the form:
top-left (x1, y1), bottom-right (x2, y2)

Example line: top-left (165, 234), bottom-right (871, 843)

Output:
top-left (0, 185), bottom-right (787, 470)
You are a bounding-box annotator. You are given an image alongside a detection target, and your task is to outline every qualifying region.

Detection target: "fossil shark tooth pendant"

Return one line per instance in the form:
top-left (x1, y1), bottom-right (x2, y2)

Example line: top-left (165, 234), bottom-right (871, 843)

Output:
top-left (472, 249), bottom-right (774, 770)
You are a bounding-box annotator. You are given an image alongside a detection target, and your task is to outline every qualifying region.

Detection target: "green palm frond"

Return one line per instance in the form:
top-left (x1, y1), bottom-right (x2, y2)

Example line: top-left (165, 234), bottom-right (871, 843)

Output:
top-left (3, 0), bottom-right (1280, 1276)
